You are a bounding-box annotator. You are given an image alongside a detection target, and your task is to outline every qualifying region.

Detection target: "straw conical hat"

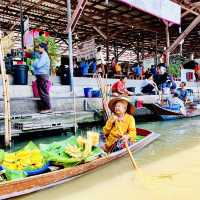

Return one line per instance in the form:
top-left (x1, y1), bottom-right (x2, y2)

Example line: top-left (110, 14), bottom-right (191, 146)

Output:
top-left (108, 96), bottom-right (135, 115)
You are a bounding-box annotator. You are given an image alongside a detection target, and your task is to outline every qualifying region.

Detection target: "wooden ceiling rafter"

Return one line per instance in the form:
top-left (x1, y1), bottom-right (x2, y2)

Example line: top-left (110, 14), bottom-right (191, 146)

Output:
top-left (2, 0), bottom-right (200, 57)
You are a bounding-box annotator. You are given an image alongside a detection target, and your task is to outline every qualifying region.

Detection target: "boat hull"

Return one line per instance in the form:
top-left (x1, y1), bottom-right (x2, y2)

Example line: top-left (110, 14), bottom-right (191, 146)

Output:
top-left (144, 103), bottom-right (200, 121)
top-left (0, 128), bottom-right (159, 199)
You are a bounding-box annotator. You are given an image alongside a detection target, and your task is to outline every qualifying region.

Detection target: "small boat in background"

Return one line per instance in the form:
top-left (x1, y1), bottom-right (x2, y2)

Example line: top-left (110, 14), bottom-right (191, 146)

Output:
top-left (0, 128), bottom-right (159, 199)
top-left (144, 103), bottom-right (200, 121)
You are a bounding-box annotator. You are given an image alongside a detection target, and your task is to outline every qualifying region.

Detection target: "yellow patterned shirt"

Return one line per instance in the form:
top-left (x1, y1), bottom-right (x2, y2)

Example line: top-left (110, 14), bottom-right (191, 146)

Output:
top-left (103, 113), bottom-right (136, 148)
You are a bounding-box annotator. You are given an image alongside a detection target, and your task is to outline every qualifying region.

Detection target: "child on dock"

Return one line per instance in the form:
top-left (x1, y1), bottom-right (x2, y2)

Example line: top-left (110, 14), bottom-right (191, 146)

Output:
top-left (102, 97), bottom-right (136, 152)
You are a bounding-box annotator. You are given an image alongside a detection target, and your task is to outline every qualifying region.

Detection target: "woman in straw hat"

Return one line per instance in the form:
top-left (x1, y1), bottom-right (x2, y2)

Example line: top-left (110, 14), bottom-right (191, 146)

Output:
top-left (103, 97), bottom-right (136, 152)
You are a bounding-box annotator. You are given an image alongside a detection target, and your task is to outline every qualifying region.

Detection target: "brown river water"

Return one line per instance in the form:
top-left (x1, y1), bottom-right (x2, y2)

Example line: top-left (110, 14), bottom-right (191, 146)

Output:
top-left (14, 117), bottom-right (200, 200)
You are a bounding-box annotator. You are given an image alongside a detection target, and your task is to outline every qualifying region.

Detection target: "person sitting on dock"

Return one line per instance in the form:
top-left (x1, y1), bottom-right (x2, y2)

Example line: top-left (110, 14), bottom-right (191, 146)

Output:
top-left (112, 77), bottom-right (134, 97)
top-left (167, 92), bottom-right (186, 115)
top-left (177, 82), bottom-right (189, 104)
top-left (141, 73), bottom-right (158, 95)
top-left (103, 97), bottom-right (136, 152)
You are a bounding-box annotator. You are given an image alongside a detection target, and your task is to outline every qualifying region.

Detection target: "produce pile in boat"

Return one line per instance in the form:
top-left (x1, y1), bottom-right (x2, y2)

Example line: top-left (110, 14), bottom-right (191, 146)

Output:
top-left (0, 132), bottom-right (145, 181)
top-left (0, 132), bottom-right (105, 181)
top-left (0, 142), bottom-right (47, 181)
top-left (40, 132), bottom-right (105, 167)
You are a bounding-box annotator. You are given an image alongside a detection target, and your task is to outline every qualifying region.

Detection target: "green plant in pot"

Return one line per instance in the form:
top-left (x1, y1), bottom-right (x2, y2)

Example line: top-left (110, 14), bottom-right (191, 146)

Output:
top-left (168, 54), bottom-right (185, 78)
top-left (168, 63), bottom-right (181, 78)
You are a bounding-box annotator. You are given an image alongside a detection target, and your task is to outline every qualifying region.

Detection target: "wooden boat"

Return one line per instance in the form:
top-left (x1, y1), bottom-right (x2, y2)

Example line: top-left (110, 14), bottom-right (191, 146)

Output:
top-left (144, 103), bottom-right (200, 120)
top-left (144, 103), bottom-right (183, 116)
top-left (0, 128), bottom-right (159, 199)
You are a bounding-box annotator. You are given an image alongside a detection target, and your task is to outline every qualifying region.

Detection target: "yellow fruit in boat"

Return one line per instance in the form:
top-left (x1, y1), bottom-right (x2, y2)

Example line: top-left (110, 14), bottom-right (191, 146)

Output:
top-left (77, 136), bottom-right (86, 148)
top-left (65, 144), bottom-right (82, 158)
top-left (82, 139), bottom-right (92, 158)
top-left (2, 148), bottom-right (44, 171)
top-left (16, 150), bottom-right (30, 158)
top-left (3, 153), bottom-right (16, 163)
top-left (87, 131), bottom-right (99, 146)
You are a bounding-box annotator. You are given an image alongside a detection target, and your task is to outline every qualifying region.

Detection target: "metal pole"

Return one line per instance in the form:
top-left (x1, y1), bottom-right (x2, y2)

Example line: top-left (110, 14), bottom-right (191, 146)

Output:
top-left (155, 32), bottom-right (158, 65)
top-left (67, 0), bottom-right (77, 133)
top-left (67, 0), bottom-right (74, 91)
top-left (20, 0), bottom-right (24, 49)
top-left (165, 23), bottom-right (170, 66)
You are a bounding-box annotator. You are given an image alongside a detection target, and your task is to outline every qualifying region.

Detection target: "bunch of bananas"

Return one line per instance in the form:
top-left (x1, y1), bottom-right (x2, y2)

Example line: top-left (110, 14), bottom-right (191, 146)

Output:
top-left (87, 131), bottom-right (99, 146)
top-left (2, 149), bottom-right (44, 171)
top-left (77, 136), bottom-right (86, 149)
top-left (64, 132), bottom-right (100, 160)
top-left (64, 144), bottom-right (82, 159)
top-left (82, 139), bottom-right (92, 158)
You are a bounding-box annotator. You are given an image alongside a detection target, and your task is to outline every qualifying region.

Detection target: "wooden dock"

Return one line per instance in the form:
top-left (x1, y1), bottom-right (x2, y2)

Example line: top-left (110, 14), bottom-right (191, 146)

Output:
top-left (0, 111), bottom-right (100, 137)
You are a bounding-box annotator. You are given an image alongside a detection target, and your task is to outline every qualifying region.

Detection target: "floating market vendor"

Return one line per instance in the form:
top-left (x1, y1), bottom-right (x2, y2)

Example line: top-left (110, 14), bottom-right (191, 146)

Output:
top-left (103, 97), bottom-right (136, 153)
top-left (177, 82), bottom-right (189, 103)
top-left (112, 77), bottom-right (134, 97)
top-left (167, 92), bottom-right (186, 115)
top-left (32, 43), bottom-right (51, 113)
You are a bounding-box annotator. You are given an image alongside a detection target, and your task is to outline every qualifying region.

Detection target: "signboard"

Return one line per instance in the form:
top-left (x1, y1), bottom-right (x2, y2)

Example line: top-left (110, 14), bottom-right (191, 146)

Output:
top-left (23, 31), bottom-right (34, 49)
top-left (77, 39), bottom-right (96, 61)
top-left (119, 0), bottom-right (181, 24)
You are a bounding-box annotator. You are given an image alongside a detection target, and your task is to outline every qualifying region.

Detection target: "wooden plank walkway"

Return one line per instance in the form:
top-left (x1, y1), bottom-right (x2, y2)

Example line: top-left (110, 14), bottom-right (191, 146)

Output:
top-left (0, 111), bottom-right (100, 136)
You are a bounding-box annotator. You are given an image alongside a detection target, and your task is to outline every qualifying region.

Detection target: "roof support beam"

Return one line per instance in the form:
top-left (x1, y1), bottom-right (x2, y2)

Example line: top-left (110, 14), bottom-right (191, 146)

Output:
top-left (92, 26), bottom-right (107, 40)
top-left (117, 46), bottom-right (130, 58)
top-left (181, 7), bottom-right (196, 18)
top-left (66, 0), bottom-right (87, 33)
top-left (166, 15), bottom-right (200, 54)
top-left (172, 0), bottom-right (199, 16)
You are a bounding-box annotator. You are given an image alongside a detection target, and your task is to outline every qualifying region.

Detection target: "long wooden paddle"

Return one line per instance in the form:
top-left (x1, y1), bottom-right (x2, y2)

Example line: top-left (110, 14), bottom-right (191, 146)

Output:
top-left (124, 140), bottom-right (139, 170)
top-left (116, 122), bottom-right (139, 171)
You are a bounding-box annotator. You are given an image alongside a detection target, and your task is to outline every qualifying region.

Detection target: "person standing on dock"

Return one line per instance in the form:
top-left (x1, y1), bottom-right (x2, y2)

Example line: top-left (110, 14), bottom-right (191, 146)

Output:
top-left (96, 47), bottom-right (105, 77)
top-left (103, 97), bottom-right (136, 153)
top-left (32, 43), bottom-right (51, 113)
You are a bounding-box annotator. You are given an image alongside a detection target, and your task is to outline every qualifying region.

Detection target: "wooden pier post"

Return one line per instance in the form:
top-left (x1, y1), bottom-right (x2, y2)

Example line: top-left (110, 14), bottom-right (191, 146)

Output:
top-left (0, 39), bottom-right (12, 148)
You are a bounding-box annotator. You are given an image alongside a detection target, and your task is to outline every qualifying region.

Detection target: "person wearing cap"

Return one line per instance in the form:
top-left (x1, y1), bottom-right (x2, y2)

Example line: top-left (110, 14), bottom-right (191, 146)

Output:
top-left (103, 97), bottom-right (136, 152)
top-left (112, 77), bottom-right (133, 97)
top-left (32, 43), bottom-right (51, 113)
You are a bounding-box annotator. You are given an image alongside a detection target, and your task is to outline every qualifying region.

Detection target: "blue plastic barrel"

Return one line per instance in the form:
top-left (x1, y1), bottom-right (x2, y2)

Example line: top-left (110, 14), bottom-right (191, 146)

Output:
top-left (91, 90), bottom-right (100, 97)
top-left (84, 87), bottom-right (93, 97)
